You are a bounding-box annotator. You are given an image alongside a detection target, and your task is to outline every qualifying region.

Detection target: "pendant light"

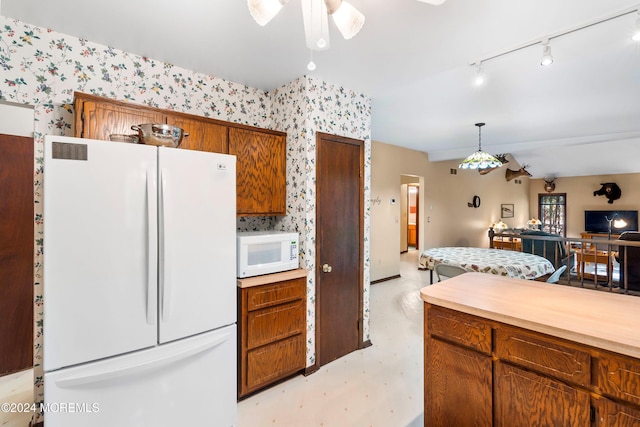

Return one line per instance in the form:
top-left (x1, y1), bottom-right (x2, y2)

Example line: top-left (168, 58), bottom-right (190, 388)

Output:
top-left (458, 123), bottom-right (503, 170)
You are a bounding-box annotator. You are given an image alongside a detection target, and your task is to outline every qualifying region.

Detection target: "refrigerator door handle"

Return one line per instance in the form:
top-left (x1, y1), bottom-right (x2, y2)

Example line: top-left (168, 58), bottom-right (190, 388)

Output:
top-left (54, 331), bottom-right (232, 388)
top-left (159, 168), bottom-right (171, 323)
top-left (146, 169), bottom-right (155, 326)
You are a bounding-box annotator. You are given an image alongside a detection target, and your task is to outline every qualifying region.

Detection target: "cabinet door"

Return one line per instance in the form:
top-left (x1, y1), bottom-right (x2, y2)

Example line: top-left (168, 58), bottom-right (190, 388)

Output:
top-left (494, 361), bottom-right (590, 427)
top-left (229, 127), bottom-right (286, 216)
top-left (166, 115), bottom-right (228, 153)
top-left (593, 396), bottom-right (640, 426)
top-left (77, 100), bottom-right (164, 140)
top-left (425, 338), bottom-right (492, 427)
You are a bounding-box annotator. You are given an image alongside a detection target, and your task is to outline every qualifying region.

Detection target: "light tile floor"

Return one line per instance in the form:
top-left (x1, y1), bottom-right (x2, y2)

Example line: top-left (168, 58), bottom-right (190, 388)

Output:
top-left (0, 251), bottom-right (432, 427)
top-left (238, 250), bottom-right (431, 427)
top-left (0, 369), bottom-right (34, 427)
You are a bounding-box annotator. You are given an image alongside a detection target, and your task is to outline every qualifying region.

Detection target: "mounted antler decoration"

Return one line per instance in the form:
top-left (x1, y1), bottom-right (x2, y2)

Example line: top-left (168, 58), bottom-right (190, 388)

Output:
top-left (478, 154), bottom-right (509, 175)
top-left (505, 164), bottom-right (531, 182)
top-left (593, 182), bottom-right (621, 204)
top-left (543, 177), bottom-right (556, 193)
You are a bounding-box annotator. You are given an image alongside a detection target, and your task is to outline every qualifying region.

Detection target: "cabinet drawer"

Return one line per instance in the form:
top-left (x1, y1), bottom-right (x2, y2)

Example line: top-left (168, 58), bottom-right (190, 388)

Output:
top-left (597, 352), bottom-right (640, 407)
top-left (495, 327), bottom-right (591, 386)
top-left (246, 334), bottom-right (305, 390)
top-left (246, 278), bottom-right (305, 311)
top-left (247, 301), bottom-right (305, 349)
top-left (427, 307), bottom-right (492, 355)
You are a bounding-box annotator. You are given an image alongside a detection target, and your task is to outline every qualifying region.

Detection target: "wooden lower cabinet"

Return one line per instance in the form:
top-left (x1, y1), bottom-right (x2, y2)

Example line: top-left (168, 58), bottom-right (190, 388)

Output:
top-left (425, 338), bottom-right (492, 427)
top-left (494, 361), bottom-right (591, 426)
top-left (238, 272), bottom-right (307, 398)
top-left (424, 305), bottom-right (640, 426)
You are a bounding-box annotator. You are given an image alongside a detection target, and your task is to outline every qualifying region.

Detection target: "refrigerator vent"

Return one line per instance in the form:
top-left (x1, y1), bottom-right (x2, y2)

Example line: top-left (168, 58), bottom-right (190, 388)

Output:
top-left (52, 142), bottom-right (88, 161)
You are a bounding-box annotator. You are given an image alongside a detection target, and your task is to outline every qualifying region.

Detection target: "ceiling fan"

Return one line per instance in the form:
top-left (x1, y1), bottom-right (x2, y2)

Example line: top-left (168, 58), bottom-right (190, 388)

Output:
top-left (248, 0), bottom-right (448, 52)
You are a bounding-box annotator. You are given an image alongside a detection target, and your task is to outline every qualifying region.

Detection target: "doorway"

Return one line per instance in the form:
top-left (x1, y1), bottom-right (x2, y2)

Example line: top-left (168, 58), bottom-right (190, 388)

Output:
top-left (0, 134), bottom-right (34, 376)
top-left (400, 176), bottom-right (421, 253)
top-left (315, 132), bottom-right (364, 367)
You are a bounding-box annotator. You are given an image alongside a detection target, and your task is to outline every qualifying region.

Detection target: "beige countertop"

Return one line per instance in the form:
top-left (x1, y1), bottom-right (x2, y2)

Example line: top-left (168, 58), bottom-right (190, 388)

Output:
top-left (421, 272), bottom-right (640, 359)
top-left (237, 268), bottom-right (308, 288)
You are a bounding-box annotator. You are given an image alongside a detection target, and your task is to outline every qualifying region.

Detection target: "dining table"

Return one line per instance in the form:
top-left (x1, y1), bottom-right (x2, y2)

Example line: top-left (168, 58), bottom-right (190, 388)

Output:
top-left (419, 246), bottom-right (556, 284)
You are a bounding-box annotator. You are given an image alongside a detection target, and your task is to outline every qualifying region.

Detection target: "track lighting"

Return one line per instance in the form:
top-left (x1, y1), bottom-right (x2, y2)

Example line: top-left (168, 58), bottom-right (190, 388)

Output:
top-left (473, 62), bottom-right (485, 86)
top-left (469, 6), bottom-right (640, 78)
top-left (540, 39), bottom-right (553, 66)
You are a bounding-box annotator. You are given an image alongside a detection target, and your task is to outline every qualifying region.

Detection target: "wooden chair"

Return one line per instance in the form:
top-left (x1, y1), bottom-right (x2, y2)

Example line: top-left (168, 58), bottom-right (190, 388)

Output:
top-left (435, 264), bottom-right (468, 282)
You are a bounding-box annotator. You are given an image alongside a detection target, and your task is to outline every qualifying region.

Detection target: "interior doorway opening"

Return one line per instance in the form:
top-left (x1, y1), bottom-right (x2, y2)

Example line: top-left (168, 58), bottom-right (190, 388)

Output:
top-left (400, 175), bottom-right (423, 253)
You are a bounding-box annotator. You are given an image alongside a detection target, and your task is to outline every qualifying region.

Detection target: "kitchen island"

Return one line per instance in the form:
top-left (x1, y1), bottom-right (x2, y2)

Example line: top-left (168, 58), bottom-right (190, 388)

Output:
top-left (421, 273), bottom-right (640, 426)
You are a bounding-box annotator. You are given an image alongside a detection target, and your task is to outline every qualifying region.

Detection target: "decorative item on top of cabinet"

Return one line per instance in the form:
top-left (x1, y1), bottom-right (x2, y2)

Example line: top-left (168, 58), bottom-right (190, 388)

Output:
top-left (74, 92), bottom-right (288, 216)
top-left (74, 92), bottom-right (229, 153)
top-left (165, 115), bottom-right (228, 153)
top-left (75, 96), bottom-right (164, 141)
top-left (237, 269), bottom-right (307, 398)
top-left (229, 127), bottom-right (287, 216)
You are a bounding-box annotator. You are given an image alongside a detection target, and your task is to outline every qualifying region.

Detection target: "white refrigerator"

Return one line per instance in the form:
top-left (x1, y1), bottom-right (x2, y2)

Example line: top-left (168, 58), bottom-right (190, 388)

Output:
top-left (43, 136), bottom-right (237, 426)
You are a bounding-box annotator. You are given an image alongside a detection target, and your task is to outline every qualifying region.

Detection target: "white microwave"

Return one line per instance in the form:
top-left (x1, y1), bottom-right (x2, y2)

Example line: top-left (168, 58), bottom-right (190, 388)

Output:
top-left (237, 231), bottom-right (299, 278)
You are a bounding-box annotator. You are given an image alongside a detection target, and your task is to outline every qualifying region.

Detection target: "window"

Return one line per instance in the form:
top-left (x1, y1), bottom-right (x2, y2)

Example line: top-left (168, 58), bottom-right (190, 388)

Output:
top-left (539, 194), bottom-right (566, 236)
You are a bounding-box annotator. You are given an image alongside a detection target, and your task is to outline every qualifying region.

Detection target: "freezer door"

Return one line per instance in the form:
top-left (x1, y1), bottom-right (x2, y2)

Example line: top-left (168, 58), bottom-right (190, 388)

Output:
top-left (44, 325), bottom-right (237, 427)
top-left (43, 136), bottom-right (158, 371)
top-left (157, 148), bottom-right (236, 343)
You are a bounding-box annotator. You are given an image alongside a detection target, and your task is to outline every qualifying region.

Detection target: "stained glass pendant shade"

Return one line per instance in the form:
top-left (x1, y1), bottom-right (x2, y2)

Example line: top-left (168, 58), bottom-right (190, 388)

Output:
top-left (458, 123), bottom-right (503, 169)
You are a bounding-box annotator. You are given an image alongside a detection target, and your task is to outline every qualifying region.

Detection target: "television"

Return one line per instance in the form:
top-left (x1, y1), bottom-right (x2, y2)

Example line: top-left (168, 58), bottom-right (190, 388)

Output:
top-left (584, 210), bottom-right (639, 234)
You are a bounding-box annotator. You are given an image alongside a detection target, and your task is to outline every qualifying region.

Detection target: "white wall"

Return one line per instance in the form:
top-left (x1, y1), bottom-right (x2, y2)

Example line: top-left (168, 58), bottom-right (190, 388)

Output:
top-left (371, 141), bottom-right (531, 281)
top-left (530, 173), bottom-right (640, 238)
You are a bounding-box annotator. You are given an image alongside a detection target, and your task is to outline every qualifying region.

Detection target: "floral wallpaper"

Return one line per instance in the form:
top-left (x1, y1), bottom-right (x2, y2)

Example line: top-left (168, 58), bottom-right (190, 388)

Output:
top-left (0, 14), bottom-right (371, 414)
top-left (272, 77), bottom-right (372, 365)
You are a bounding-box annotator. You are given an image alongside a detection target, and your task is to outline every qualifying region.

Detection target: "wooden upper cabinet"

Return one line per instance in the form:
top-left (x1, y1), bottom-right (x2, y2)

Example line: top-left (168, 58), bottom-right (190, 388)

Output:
top-left (76, 99), bottom-right (164, 140)
top-left (74, 93), bottom-right (288, 216)
top-left (166, 115), bottom-right (228, 153)
top-left (229, 127), bottom-right (286, 216)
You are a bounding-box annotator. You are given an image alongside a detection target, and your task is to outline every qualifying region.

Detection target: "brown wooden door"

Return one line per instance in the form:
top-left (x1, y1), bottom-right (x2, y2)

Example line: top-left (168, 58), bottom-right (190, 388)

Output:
top-left (166, 115), bottom-right (228, 153)
top-left (316, 132), bottom-right (363, 366)
top-left (0, 134), bottom-right (34, 375)
top-left (229, 127), bottom-right (286, 216)
top-left (77, 99), bottom-right (165, 140)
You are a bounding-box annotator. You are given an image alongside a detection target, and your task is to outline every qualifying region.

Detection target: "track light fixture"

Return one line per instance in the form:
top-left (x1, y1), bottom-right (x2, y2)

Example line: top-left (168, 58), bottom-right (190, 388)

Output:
top-left (473, 62), bottom-right (485, 86)
top-left (540, 39), bottom-right (553, 66)
top-left (469, 6), bottom-right (639, 80)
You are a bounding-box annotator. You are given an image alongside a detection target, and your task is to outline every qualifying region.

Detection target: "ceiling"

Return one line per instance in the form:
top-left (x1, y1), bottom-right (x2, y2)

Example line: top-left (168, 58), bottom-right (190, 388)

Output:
top-left (3, 0), bottom-right (640, 178)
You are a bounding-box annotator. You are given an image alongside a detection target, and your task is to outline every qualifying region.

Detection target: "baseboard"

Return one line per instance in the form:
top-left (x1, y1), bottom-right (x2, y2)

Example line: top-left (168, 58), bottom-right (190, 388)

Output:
top-left (304, 363), bottom-right (319, 376)
top-left (371, 275), bottom-right (401, 284)
top-left (360, 339), bottom-right (372, 349)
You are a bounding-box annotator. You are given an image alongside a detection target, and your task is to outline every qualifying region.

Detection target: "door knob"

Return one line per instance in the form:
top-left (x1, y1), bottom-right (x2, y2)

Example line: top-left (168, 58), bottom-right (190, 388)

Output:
top-left (322, 263), bottom-right (332, 273)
